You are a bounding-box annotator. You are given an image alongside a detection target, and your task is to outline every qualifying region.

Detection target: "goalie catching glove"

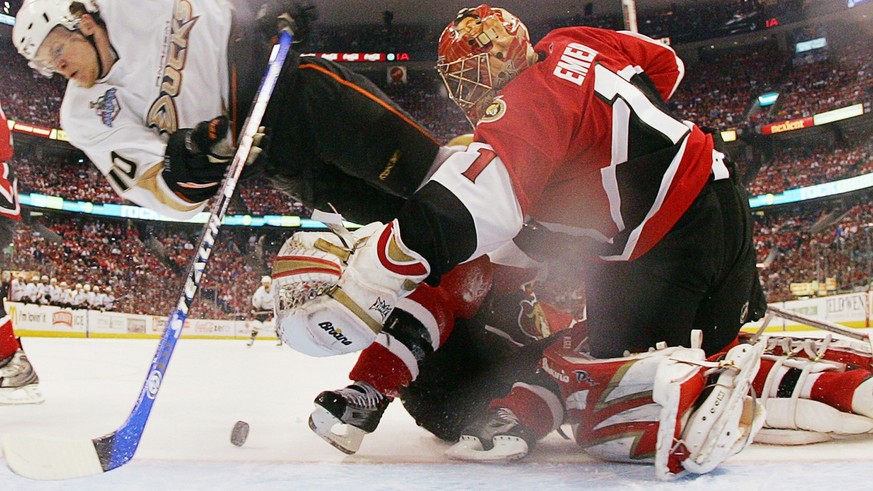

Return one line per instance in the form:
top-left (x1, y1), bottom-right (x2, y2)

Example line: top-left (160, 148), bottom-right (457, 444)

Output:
top-left (272, 219), bottom-right (430, 356)
top-left (162, 116), bottom-right (268, 203)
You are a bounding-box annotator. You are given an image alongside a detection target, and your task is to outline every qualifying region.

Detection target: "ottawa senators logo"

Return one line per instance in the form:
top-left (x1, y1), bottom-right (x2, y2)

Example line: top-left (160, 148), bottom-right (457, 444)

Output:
top-left (480, 96), bottom-right (507, 123)
top-left (518, 287), bottom-right (552, 340)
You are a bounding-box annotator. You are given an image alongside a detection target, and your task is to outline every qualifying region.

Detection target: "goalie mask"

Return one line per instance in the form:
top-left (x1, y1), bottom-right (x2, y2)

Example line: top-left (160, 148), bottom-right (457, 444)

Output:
top-left (436, 4), bottom-right (536, 126)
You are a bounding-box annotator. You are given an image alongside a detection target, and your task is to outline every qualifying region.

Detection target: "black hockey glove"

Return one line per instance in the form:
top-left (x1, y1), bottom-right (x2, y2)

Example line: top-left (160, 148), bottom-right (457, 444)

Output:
top-left (255, 1), bottom-right (318, 44)
top-left (163, 116), bottom-right (269, 203)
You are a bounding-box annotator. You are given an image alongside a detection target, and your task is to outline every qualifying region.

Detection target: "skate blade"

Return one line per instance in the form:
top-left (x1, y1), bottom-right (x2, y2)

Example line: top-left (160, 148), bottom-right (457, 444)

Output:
top-left (445, 435), bottom-right (529, 463)
top-left (0, 385), bottom-right (45, 406)
top-left (308, 411), bottom-right (365, 455)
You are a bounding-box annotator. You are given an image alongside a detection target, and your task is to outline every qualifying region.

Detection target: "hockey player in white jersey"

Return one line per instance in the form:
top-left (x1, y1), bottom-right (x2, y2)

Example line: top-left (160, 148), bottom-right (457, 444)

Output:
top-left (103, 285), bottom-right (116, 311)
top-left (13, 0), bottom-right (446, 227)
top-left (248, 275), bottom-right (279, 346)
top-left (9, 274), bottom-right (24, 303)
top-left (22, 275), bottom-right (40, 304)
top-left (35, 276), bottom-right (49, 305)
top-left (47, 277), bottom-right (62, 306)
top-left (70, 283), bottom-right (87, 309)
top-left (13, 0), bottom-right (240, 218)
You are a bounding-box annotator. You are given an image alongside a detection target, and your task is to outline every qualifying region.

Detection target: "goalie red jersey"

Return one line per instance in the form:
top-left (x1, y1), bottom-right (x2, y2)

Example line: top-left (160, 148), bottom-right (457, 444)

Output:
top-left (474, 27), bottom-right (722, 261)
top-left (0, 104), bottom-right (20, 223)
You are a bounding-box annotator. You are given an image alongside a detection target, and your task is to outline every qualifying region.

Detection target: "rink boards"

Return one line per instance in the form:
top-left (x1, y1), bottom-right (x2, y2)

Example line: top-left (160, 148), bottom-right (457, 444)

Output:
top-left (6, 291), bottom-right (872, 340)
top-left (5, 301), bottom-right (276, 340)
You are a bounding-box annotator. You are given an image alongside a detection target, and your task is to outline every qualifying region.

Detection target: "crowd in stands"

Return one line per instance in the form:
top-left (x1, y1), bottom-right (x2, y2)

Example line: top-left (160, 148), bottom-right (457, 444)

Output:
top-left (746, 134), bottom-right (873, 196)
top-left (670, 42), bottom-right (787, 131)
top-left (13, 155), bottom-right (124, 204)
top-left (761, 31), bottom-right (872, 124)
top-left (305, 0), bottom-right (809, 52)
top-left (754, 200), bottom-right (873, 302)
top-left (0, 42), bottom-right (66, 128)
top-left (11, 191), bottom-right (873, 318)
top-left (2, 2), bottom-right (873, 314)
top-left (3, 212), bottom-right (276, 320)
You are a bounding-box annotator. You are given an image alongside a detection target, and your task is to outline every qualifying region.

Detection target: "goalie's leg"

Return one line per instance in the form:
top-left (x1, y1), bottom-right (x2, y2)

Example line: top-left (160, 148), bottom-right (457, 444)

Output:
top-left (0, 314), bottom-right (44, 405)
top-left (749, 336), bottom-right (873, 444)
top-left (308, 257), bottom-right (494, 453)
top-left (446, 332), bottom-right (766, 480)
top-left (309, 381), bottom-right (390, 455)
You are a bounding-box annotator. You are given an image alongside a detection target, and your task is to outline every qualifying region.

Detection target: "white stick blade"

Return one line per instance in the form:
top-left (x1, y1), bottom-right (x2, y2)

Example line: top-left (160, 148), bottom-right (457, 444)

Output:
top-left (1, 434), bottom-right (103, 480)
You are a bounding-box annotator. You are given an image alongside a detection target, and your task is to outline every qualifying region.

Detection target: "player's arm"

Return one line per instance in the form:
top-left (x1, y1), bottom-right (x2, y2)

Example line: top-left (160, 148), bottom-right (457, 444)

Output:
top-left (270, 144), bottom-right (526, 356)
top-left (396, 142), bottom-right (525, 279)
top-left (0, 106), bottom-right (20, 248)
top-left (0, 105), bottom-right (13, 163)
top-left (62, 104), bottom-right (208, 219)
top-left (613, 30), bottom-right (685, 102)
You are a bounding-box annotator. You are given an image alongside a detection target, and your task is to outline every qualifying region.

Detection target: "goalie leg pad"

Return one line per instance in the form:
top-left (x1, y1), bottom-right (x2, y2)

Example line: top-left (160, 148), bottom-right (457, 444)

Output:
top-left (748, 337), bottom-right (873, 444)
top-left (543, 339), bottom-right (765, 480)
top-left (668, 342), bottom-right (765, 477)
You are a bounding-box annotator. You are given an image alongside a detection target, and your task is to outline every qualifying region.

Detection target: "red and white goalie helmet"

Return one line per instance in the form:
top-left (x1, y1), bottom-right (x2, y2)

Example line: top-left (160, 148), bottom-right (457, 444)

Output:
top-left (436, 5), bottom-right (536, 125)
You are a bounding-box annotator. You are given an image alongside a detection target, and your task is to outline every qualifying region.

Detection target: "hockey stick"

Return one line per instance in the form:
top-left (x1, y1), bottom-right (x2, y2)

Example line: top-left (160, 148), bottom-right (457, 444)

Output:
top-left (0, 31), bottom-right (294, 480)
top-left (763, 304), bottom-right (872, 344)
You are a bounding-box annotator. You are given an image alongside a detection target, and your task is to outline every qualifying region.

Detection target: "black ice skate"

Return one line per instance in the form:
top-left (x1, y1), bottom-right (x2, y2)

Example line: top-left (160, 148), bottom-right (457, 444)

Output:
top-left (445, 407), bottom-right (533, 463)
top-left (308, 381), bottom-right (389, 454)
top-left (0, 347), bottom-right (44, 405)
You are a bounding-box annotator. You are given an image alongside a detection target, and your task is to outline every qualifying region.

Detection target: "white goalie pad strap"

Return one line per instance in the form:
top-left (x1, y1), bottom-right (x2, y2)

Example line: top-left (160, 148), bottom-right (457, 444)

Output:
top-left (754, 428), bottom-right (838, 445)
top-left (656, 342), bottom-right (766, 480)
top-left (761, 333), bottom-right (873, 368)
top-left (758, 398), bottom-right (873, 442)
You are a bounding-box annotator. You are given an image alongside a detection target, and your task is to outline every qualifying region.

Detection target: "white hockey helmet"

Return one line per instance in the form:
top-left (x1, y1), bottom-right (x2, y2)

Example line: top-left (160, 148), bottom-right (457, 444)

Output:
top-left (12, 0), bottom-right (99, 75)
top-left (261, 275), bottom-right (272, 285)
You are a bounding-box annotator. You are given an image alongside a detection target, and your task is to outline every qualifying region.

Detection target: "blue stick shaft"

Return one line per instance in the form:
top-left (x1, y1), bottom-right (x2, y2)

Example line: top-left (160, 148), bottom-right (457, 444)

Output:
top-left (97, 31), bottom-right (294, 471)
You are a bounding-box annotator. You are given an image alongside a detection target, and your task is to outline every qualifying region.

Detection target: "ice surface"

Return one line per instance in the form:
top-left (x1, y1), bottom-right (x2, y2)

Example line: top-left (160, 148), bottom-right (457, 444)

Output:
top-left (3, 337), bottom-right (873, 490)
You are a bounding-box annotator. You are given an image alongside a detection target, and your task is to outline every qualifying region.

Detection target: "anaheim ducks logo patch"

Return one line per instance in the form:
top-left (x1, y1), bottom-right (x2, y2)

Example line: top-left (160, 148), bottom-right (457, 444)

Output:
top-left (480, 96), bottom-right (507, 123)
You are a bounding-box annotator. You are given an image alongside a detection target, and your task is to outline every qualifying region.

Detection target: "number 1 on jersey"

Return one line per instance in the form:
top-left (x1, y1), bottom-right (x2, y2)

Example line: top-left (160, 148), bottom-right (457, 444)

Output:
top-left (462, 147), bottom-right (497, 183)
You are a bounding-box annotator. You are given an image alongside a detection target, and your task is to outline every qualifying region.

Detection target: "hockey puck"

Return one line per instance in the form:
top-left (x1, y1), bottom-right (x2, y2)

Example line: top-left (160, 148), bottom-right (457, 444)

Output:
top-left (230, 420), bottom-right (250, 447)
